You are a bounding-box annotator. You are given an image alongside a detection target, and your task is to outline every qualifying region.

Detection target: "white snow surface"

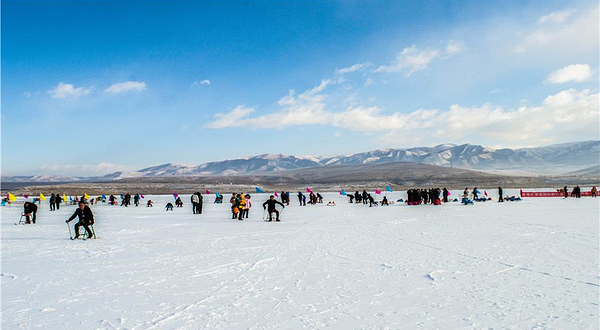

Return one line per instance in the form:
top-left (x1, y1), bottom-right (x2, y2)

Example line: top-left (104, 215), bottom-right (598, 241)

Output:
top-left (2, 192), bottom-right (599, 329)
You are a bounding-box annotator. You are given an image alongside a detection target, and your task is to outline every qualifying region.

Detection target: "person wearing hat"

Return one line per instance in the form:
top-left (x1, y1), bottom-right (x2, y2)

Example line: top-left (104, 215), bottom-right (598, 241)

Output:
top-left (263, 195), bottom-right (285, 221)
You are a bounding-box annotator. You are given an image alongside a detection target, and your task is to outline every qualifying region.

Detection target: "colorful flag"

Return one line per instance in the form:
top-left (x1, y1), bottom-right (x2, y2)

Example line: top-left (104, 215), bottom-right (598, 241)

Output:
top-left (255, 187), bottom-right (264, 193)
top-left (102, 194), bottom-right (107, 200)
top-left (63, 194), bottom-right (68, 201)
top-left (173, 193), bottom-right (179, 199)
top-left (306, 187), bottom-right (312, 193)
top-left (84, 193), bottom-right (90, 200)
top-left (448, 191), bottom-right (451, 196)
top-left (484, 191), bottom-right (488, 197)
top-left (39, 193), bottom-right (47, 201)
top-left (375, 190), bottom-right (382, 195)
top-left (8, 193), bottom-right (17, 202)
top-left (274, 192), bottom-right (279, 197)
top-left (386, 185), bottom-right (393, 192)
top-left (215, 192), bottom-right (222, 198)
top-left (340, 190), bottom-right (347, 195)
top-left (140, 194), bottom-right (145, 198)
top-left (205, 189), bottom-right (210, 195)
top-left (23, 194), bottom-right (29, 199)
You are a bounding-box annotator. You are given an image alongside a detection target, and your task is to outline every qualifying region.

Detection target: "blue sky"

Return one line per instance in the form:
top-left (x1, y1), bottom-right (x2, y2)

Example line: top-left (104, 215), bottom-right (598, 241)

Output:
top-left (2, 0), bottom-right (598, 176)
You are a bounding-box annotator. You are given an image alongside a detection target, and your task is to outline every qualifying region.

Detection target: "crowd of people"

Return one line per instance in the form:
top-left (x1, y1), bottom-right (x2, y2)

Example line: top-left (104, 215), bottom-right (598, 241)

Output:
top-left (7, 184), bottom-right (598, 239)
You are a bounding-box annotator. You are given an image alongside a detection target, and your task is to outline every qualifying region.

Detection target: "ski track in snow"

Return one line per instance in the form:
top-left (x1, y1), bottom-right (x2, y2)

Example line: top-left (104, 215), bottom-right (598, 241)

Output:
top-left (1, 191), bottom-right (599, 329)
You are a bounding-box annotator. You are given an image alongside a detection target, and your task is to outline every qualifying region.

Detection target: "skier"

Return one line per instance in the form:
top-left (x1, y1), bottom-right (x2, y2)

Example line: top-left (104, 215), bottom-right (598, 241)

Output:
top-left (348, 194), bottom-right (354, 203)
top-left (66, 201), bottom-right (94, 239)
top-left (23, 201), bottom-right (38, 224)
top-left (443, 188), bottom-right (449, 203)
top-left (134, 194), bottom-right (140, 207)
top-left (472, 187), bottom-right (479, 200)
top-left (592, 186), bottom-right (597, 198)
top-left (498, 187), bottom-right (503, 202)
top-left (147, 200), bottom-right (153, 207)
top-left (263, 195), bottom-right (285, 221)
top-left (297, 192), bottom-right (303, 206)
top-left (56, 194), bottom-right (62, 210)
top-left (381, 196), bottom-right (389, 205)
top-left (362, 190), bottom-right (368, 205)
top-left (165, 202), bottom-right (174, 211)
top-left (563, 186), bottom-right (568, 198)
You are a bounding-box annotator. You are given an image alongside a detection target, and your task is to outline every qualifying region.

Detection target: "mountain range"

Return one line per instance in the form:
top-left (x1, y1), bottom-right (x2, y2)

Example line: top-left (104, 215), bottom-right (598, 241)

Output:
top-left (3, 140), bottom-right (599, 183)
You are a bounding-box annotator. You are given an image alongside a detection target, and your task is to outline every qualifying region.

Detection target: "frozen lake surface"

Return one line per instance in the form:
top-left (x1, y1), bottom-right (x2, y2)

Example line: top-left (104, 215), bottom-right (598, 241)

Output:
top-left (2, 191), bottom-right (599, 329)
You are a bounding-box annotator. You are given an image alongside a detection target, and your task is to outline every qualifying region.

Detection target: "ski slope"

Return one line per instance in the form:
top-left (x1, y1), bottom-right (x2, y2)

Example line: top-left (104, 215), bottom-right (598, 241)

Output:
top-left (2, 191), bottom-right (599, 329)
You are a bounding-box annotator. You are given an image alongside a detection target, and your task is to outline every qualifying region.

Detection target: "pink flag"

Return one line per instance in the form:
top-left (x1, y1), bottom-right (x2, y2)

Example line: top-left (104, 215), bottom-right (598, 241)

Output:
top-left (173, 193), bottom-right (179, 198)
top-left (24, 194), bottom-right (29, 199)
top-left (274, 192), bottom-right (279, 197)
top-left (306, 188), bottom-right (312, 193)
top-left (448, 191), bottom-right (451, 195)
top-left (375, 190), bottom-right (382, 194)
top-left (140, 194), bottom-right (145, 198)
top-left (205, 189), bottom-right (210, 195)
top-left (484, 191), bottom-right (488, 197)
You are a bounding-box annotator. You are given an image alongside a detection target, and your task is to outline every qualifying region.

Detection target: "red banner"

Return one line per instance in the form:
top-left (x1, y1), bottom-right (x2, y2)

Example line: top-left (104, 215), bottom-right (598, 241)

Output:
top-left (520, 191), bottom-right (594, 197)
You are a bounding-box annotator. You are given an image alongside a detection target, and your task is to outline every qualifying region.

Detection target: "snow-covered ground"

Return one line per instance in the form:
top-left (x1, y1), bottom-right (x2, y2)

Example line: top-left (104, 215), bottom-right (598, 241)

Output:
top-left (2, 191), bottom-right (599, 329)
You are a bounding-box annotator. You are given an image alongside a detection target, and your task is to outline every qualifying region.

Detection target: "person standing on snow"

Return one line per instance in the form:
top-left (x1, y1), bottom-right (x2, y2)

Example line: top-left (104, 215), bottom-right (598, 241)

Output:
top-left (243, 194), bottom-right (251, 218)
top-left (263, 195), bottom-right (285, 221)
top-left (191, 193), bottom-right (200, 214)
top-left (563, 186), bottom-right (568, 198)
top-left (66, 201), bottom-right (94, 239)
top-left (498, 187), bottom-right (503, 202)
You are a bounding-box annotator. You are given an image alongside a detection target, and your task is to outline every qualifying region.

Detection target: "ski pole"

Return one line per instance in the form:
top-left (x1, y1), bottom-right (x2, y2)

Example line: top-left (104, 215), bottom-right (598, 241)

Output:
top-left (67, 221), bottom-right (72, 239)
top-left (262, 208), bottom-right (266, 220)
top-left (91, 224), bottom-right (96, 239)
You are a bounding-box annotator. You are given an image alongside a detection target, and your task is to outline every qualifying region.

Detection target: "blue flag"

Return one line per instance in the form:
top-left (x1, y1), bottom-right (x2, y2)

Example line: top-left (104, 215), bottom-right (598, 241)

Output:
top-left (340, 190), bottom-right (347, 195)
top-left (255, 187), bottom-right (264, 193)
top-left (386, 185), bottom-right (393, 192)
top-left (102, 194), bottom-right (107, 200)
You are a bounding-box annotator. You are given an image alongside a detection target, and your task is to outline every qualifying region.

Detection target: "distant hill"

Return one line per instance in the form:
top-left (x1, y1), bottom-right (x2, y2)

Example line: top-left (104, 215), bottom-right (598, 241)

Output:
top-left (2, 140), bottom-right (598, 183)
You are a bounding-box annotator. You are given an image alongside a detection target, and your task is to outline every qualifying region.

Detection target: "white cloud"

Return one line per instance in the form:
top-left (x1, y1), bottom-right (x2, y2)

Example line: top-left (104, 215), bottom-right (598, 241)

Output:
top-left (375, 45), bottom-right (440, 76)
top-left (192, 79), bottom-right (211, 86)
top-left (446, 40), bottom-right (465, 55)
top-left (104, 81), bottom-right (146, 94)
top-left (514, 5), bottom-right (598, 54)
top-left (205, 105), bottom-right (256, 128)
top-left (48, 83), bottom-right (93, 99)
top-left (539, 9), bottom-right (574, 24)
top-left (41, 162), bottom-right (134, 175)
top-left (364, 77), bottom-right (375, 86)
top-left (207, 78), bottom-right (598, 147)
top-left (335, 62), bottom-right (368, 74)
top-left (546, 64), bottom-right (592, 83)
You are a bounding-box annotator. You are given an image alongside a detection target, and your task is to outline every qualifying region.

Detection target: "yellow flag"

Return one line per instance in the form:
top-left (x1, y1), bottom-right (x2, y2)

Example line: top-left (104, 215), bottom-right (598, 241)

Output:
top-left (40, 193), bottom-right (47, 201)
top-left (8, 193), bottom-right (17, 202)
top-left (84, 193), bottom-right (90, 200)
top-left (63, 194), bottom-right (67, 202)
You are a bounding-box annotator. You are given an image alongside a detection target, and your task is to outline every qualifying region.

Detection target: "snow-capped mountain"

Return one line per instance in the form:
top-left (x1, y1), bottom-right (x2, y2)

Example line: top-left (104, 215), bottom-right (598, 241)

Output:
top-left (3, 141), bottom-right (598, 182)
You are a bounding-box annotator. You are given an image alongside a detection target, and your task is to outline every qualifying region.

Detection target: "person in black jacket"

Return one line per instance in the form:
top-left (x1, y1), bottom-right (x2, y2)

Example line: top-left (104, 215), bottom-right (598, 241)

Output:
top-left (23, 202), bottom-right (38, 224)
top-left (66, 201), bottom-right (94, 239)
top-left (498, 187), bottom-right (503, 202)
top-left (263, 195), bottom-right (285, 221)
